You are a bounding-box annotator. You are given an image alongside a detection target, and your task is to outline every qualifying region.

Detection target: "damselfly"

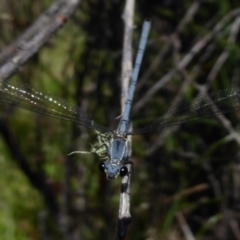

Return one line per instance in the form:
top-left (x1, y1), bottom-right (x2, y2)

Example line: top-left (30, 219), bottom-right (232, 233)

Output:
top-left (0, 21), bottom-right (240, 179)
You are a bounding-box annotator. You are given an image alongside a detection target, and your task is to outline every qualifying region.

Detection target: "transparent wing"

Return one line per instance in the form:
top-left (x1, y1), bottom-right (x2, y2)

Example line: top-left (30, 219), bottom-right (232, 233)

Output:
top-left (0, 81), bottom-right (112, 133)
top-left (129, 88), bottom-right (240, 135)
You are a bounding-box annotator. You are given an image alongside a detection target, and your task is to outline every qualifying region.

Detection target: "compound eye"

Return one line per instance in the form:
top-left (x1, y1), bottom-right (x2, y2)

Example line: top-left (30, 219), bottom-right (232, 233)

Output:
top-left (119, 166), bottom-right (128, 177)
top-left (98, 162), bottom-right (105, 173)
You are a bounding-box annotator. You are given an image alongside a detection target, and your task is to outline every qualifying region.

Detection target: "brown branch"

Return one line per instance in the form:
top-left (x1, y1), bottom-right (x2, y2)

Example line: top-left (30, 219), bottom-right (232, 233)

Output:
top-left (137, 0), bottom-right (202, 90)
top-left (0, 0), bottom-right (81, 81)
top-left (133, 8), bottom-right (240, 112)
top-left (207, 16), bottom-right (240, 85)
top-left (138, 11), bottom-right (240, 155)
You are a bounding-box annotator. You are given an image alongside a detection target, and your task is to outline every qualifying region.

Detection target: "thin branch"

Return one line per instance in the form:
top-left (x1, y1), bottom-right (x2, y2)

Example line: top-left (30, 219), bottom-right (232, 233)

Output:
top-left (133, 8), bottom-right (240, 112)
top-left (207, 16), bottom-right (240, 84)
top-left (118, 1), bottom-right (135, 239)
top-left (120, 0), bottom-right (135, 111)
top-left (229, 219), bottom-right (240, 240)
top-left (176, 211), bottom-right (195, 240)
top-left (163, 183), bottom-right (210, 204)
top-left (0, 0), bottom-right (81, 81)
top-left (175, 0), bottom-right (202, 34)
top-left (140, 12), bottom-right (240, 155)
top-left (136, 0), bottom-right (202, 90)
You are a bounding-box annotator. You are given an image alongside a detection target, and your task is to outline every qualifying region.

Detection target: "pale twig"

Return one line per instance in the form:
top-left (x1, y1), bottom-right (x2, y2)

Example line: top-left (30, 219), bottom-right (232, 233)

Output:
top-left (137, 0), bottom-right (202, 90)
top-left (0, 0), bottom-right (81, 81)
top-left (195, 86), bottom-right (240, 145)
top-left (144, 12), bottom-right (240, 155)
top-left (118, 0), bottom-right (135, 239)
top-left (193, 17), bottom-right (240, 144)
top-left (133, 8), bottom-right (240, 112)
top-left (229, 219), bottom-right (240, 240)
top-left (148, 38), bottom-right (215, 154)
top-left (148, 69), bottom-right (197, 154)
top-left (176, 211), bottom-right (196, 240)
top-left (207, 16), bottom-right (240, 85)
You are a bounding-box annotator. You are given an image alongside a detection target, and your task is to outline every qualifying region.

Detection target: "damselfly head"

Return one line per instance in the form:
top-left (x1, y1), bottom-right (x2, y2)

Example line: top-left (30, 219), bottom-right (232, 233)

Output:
top-left (98, 162), bottom-right (128, 180)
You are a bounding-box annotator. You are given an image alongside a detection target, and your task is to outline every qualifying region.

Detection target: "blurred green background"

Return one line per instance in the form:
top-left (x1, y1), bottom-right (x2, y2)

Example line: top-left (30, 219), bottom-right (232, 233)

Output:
top-left (0, 0), bottom-right (240, 239)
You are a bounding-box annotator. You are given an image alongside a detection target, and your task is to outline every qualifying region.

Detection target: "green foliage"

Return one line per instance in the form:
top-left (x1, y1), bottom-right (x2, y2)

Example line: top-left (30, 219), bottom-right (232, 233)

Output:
top-left (0, 143), bottom-right (42, 239)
